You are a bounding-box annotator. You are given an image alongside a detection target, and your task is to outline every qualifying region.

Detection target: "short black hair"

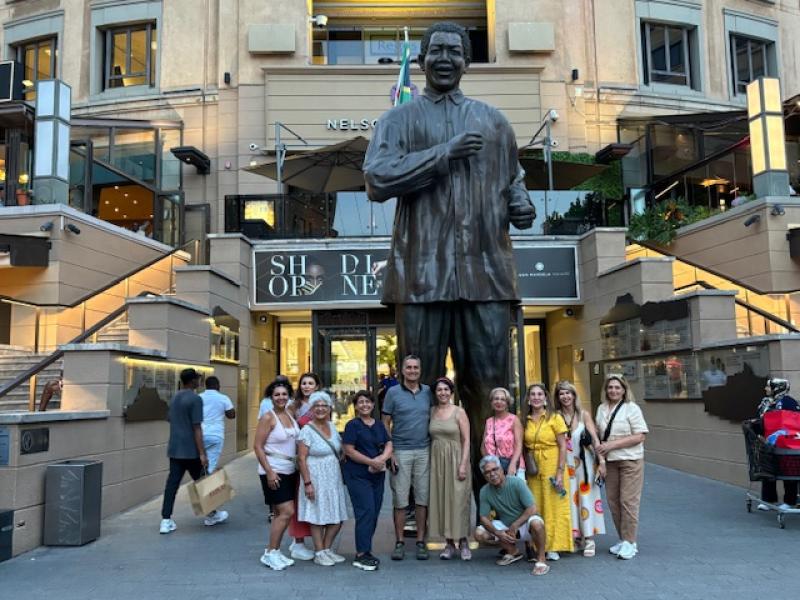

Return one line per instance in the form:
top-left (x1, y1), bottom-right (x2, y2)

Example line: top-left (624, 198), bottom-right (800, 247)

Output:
top-left (180, 368), bottom-right (199, 385)
top-left (351, 389), bottom-right (375, 406)
top-left (264, 379), bottom-right (292, 399)
top-left (205, 376), bottom-right (220, 390)
top-left (420, 21), bottom-right (472, 66)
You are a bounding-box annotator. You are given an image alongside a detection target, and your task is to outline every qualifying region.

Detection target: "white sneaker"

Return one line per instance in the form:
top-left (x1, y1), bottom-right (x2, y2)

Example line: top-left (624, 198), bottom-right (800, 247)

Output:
top-left (324, 548), bottom-right (346, 563)
top-left (609, 540), bottom-right (624, 555)
top-left (314, 550), bottom-right (336, 566)
top-left (545, 551), bottom-right (560, 561)
top-left (617, 541), bottom-right (638, 560)
top-left (260, 549), bottom-right (287, 571)
top-left (757, 503), bottom-right (770, 511)
top-left (159, 519), bottom-right (176, 534)
top-left (204, 510), bottom-right (229, 526)
top-left (290, 541), bottom-right (315, 561)
top-left (778, 503), bottom-right (792, 511)
top-left (276, 550), bottom-right (295, 567)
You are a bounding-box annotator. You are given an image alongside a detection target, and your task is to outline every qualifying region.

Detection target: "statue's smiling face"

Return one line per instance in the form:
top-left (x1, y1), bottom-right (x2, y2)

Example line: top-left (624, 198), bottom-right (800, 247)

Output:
top-left (422, 31), bottom-right (466, 93)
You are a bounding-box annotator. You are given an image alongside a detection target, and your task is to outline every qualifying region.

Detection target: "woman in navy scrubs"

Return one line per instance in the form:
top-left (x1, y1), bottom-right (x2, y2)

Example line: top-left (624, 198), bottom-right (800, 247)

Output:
top-left (342, 390), bottom-right (393, 571)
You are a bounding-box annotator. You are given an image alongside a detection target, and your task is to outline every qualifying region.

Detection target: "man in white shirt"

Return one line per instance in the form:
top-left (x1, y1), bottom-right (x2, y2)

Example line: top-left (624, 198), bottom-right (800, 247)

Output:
top-left (200, 375), bottom-right (235, 526)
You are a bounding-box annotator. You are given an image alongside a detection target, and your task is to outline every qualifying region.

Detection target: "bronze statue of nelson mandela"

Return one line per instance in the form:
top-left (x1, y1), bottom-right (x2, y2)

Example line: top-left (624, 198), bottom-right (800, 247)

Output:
top-left (364, 22), bottom-right (535, 484)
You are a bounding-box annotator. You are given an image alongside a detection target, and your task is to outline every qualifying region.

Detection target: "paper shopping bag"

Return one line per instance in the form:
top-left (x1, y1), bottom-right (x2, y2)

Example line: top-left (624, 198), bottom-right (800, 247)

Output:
top-left (187, 468), bottom-right (235, 516)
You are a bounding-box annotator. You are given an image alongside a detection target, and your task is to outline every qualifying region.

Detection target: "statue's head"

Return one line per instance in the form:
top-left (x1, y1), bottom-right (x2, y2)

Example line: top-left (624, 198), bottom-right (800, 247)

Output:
top-left (419, 21), bottom-right (471, 93)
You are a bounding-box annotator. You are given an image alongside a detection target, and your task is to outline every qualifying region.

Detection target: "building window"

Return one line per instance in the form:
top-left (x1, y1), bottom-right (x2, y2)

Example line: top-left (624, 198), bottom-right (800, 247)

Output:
top-left (15, 37), bottom-right (56, 101)
top-left (641, 22), bottom-right (696, 88)
top-left (103, 22), bottom-right (156, 90)
top-left (731, 35), bottom-right (773, 95)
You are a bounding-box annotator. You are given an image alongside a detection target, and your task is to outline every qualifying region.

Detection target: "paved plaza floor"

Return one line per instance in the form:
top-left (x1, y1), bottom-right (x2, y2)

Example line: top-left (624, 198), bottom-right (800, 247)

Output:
top-left (2, 453), bottom-right (798, 600)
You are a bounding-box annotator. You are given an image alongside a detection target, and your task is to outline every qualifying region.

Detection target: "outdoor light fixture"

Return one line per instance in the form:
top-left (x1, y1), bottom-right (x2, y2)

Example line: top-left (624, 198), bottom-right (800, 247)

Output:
top-left (39, 221), bottom-right (53, 232)
top-left (33, 79), bottom-right (71, 204)
top-left (65, 223), bottom-right (81, 235)
top-left (747, 77), bottom-right (789, 198)
top-left (744, 214), bottom-right (761, 227)
top-left (771, 203), bottom-right (786, 216)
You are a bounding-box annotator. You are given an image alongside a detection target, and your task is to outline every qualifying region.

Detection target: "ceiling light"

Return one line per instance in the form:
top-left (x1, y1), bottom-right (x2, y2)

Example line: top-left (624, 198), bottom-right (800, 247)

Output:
top-left (114, 185), bottom-right (119, 190)
top-left (104, 200), bottom-right (109, 205)
top-left (133, 199), bottom-right (138, 204)
top-left (114, 207), bottom-right (119, 213)
top-left (124, 193), bottom-right (128, 198)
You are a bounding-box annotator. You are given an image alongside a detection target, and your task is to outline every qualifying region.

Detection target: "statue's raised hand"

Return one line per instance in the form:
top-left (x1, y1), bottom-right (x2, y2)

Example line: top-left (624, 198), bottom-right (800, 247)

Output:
top-left (447, 131), bottom-right (483, 160)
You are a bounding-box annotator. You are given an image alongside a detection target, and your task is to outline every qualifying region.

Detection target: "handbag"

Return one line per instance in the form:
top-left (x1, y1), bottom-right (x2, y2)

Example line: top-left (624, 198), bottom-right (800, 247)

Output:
top-left (524, 418), bottom-right (544, 477)
top-left (187, 468), bottom-right (235, 516)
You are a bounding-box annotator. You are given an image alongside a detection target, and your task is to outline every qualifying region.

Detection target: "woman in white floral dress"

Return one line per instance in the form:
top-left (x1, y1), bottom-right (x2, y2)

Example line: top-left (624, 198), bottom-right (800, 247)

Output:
top-left (553, 381), bottom-right (606, 557)
top-left (297, 391), bottom-right (349, 567)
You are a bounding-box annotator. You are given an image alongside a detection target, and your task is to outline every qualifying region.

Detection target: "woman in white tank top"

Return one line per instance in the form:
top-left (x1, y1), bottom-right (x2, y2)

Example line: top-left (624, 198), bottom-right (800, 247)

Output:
top-left (254, 380), bottom-right (300, 571)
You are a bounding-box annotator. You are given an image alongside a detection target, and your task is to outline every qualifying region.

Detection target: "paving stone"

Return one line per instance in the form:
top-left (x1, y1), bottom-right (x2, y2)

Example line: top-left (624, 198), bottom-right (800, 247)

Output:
top-left (1, 453), bottom-right (798, 598)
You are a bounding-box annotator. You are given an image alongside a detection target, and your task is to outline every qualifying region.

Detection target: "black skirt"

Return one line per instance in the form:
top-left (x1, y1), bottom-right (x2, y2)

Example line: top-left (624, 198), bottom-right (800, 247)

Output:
top-left (259, 472), bottom-right (298, 506)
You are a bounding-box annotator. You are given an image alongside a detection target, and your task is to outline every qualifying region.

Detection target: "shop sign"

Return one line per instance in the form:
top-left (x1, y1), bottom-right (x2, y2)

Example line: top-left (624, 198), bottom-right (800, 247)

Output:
top-left (254, 245), bottom-right (578, 307)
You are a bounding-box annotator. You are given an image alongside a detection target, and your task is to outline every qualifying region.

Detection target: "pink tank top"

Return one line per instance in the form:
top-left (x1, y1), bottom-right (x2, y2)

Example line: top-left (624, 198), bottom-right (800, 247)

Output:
top-left (483, 413), bottom-right (517, 459)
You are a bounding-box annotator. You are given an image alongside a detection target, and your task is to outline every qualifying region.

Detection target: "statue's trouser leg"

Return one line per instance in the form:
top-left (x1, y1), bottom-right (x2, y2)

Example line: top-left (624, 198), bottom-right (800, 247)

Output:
top-left (395, 302), bottom-right (451, 388)
top-left (449, 301), bottom-right (511, 505)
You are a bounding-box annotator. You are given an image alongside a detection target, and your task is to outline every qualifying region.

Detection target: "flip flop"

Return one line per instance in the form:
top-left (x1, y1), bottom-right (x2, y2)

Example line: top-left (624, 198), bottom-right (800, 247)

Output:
top-left (532, 561), bottom-right (550, 576)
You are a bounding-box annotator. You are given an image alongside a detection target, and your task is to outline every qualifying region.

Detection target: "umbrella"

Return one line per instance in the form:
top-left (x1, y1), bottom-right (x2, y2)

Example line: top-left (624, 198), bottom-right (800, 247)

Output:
top-left (518, 157), bottom-right (608, 190)
top-left (244, 136), bottom-right (370, 193)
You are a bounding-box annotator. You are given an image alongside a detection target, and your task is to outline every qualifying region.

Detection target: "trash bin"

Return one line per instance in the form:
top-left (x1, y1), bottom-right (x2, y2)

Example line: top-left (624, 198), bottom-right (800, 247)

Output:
top-left (0, 508), bottom-right (12, 562)
top-left (43, 460), bottom-right (103, 546)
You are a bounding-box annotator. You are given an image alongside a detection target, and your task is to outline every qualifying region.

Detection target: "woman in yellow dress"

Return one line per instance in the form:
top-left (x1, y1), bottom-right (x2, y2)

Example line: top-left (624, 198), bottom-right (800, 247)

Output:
top-left (523, 383), bottom-right (573, 560)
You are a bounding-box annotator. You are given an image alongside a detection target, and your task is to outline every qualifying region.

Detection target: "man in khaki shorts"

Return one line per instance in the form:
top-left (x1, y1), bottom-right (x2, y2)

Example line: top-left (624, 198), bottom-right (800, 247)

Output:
top-left (382, 355), bottom-right (433, 560)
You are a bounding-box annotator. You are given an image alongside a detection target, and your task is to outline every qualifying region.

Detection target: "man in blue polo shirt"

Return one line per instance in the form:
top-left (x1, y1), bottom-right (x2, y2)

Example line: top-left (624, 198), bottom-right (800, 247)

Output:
top-left (382, 354), bottom-right (433, 561)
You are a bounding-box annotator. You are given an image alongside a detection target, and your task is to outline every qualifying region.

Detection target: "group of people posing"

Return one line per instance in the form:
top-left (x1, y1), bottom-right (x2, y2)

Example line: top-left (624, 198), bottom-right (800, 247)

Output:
top-left (253, 355), bottom-right (649, 574)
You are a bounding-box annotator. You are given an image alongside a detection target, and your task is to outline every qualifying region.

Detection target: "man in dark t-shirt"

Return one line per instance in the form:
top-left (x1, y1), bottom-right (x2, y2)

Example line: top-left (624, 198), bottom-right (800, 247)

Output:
top-left (159, 368), bottom-right (208, 534)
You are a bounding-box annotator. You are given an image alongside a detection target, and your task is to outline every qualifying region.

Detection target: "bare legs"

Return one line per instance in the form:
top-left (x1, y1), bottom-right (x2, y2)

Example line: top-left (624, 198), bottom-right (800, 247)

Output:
top-left (310, 523), bottom-right (342, 552)
top-left (269, 500), bottom-right (293, 550)
top-left (393, 505), bottom-right (427, 543)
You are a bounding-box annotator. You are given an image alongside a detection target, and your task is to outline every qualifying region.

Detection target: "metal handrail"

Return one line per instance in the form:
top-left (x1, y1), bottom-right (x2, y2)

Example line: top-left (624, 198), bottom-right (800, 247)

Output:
top-left (0, 291), bottom-right (159, 403)
top-left (674, 280), bottom-right (800, 334)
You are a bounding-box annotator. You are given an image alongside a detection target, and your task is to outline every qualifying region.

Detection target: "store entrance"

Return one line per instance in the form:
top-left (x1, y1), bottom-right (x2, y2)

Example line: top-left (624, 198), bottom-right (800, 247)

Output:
top-left (313, 309), bottom-right (395, 427)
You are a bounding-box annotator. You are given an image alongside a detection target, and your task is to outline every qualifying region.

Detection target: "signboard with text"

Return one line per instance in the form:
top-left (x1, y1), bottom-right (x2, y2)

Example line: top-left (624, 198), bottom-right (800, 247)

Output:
top-left (253, 245), bottom-right (578, 308)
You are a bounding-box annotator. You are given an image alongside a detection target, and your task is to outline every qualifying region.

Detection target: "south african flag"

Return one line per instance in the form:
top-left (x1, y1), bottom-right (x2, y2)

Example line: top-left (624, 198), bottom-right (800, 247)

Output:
top-left (393, 29), bottom-right (413, 107)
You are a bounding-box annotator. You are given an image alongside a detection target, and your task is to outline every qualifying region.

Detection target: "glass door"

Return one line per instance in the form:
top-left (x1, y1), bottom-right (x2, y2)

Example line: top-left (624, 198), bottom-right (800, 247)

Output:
top-left (318, 327), bottom-right (372, 430)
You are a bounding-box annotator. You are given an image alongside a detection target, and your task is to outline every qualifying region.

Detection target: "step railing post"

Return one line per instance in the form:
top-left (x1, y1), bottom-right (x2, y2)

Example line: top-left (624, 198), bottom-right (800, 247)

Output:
top-left (27, 373), bottom-right (37, 411)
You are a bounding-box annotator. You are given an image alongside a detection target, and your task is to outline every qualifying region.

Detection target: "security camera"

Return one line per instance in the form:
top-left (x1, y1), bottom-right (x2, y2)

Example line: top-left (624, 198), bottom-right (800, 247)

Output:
top-left (310, 15), bottom-right (328, 28)
top-left (550, 139), bottom-right (559, 147)
top-left (548, 109), bottom-right (559, 122)
top-left (248, 143), bottom-right (260, 152)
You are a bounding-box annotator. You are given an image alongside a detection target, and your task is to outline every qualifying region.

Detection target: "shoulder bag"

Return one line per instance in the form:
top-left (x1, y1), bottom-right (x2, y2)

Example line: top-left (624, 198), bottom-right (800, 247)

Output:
top-left (524, 417), bottom-right (544, 477)
top-left (601, 401), bottom-right (626, 443)
top-left (307, 423), bottom-right (343, 461)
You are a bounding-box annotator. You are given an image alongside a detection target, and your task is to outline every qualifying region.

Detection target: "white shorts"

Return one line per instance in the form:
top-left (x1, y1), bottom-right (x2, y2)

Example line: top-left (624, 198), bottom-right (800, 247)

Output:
top-left (490, 516), bottom-right (543, 543)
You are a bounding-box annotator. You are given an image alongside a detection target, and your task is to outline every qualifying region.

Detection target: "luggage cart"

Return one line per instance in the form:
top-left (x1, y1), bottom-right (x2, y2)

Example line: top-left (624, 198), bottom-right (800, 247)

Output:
top-left (743, 420), bottom-right (800, 528)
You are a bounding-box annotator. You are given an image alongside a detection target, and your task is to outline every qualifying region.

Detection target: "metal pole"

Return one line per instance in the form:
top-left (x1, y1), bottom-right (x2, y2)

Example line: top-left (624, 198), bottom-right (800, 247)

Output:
top-left (275, 121), bottom-right (284, 194)
top-left (544, 120), bottom-right (553, 224)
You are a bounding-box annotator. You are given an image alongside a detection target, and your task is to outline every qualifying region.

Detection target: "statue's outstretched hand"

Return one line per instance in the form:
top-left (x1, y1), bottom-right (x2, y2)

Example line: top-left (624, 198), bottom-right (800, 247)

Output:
top-left (447, 131), bottom-right (483, 159)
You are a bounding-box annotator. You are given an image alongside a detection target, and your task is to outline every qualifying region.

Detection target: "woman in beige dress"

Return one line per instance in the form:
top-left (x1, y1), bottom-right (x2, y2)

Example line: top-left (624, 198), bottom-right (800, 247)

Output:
top-left (428, 377), bottom-right (472, 560)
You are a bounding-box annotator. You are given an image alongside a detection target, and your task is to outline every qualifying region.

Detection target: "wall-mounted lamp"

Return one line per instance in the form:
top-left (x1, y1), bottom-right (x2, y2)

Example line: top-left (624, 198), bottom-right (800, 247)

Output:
top-left (65, 223), bottom-right (81, 235)
top-left (744, 214), bottom-right (761, 227)
top-left (39, 221), bottom-right (54, 232)
top-left (771, 203), bottom-right (786, 216)
top-left (747, 77), bottom-right (789, 198)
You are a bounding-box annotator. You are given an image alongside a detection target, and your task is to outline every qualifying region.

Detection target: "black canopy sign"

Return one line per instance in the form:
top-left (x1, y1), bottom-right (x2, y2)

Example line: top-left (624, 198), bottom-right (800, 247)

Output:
top-left (254, 245), bottom-right (578, 306)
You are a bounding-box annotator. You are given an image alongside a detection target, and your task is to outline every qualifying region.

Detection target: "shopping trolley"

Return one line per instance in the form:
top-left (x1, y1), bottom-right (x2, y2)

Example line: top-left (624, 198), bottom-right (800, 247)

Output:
top-left (743, 419), bottom-right (800, 528)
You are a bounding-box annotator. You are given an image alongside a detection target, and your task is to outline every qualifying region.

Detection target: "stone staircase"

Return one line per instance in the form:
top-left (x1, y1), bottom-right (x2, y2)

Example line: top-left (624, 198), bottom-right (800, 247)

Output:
top-left (0, 349), bottom-right (64, 412)
top-left (95, 316), bottom-right (130, 344)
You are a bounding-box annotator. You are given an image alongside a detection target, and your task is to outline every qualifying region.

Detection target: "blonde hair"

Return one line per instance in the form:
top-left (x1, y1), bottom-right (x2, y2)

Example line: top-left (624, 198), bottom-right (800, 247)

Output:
top-left (488, 387), bottom-right (514, 412)
top-left (603, 374), bottom-right (635, 403)
top-left (525, 383), bottom-right (554, 419)
top-left (553, 380), bottom-right (582, 414)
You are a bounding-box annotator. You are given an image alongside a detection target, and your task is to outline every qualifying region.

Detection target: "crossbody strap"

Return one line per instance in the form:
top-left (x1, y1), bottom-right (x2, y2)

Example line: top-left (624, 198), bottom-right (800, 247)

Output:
top-left (308, 423), bottom-right (342, 459)
top-left (602, 401), bottom-right (625, 442)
